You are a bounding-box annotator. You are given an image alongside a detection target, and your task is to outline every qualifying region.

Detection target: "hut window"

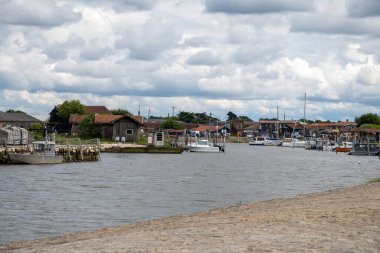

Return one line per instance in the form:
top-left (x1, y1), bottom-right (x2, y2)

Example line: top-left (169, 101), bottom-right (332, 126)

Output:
top-left (126, 129), bottom-right (133, 135)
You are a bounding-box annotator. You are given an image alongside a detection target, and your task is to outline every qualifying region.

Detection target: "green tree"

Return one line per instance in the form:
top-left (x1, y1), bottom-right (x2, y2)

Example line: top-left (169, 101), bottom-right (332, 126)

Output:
top-left (48, 106), bottom-right (68, 133)
top-left (194, 112), bottom-right (209, 123)
top-left (177, 111), bottom-right (196, 123)
top-left (78, 114), bottom-right (101, 137)
top-left (239, 116), bottom-right (253, 122)
top-left (355, 113), bottom-right (380, 127)
top-left (6, 109), bottom-right (24, 113)
top-left (110, 109), bottom-right (131, 115)
top-left (227, 111), bottom-right (238, 121)
top-left (30, 123), bottom-right (44, 140)
top-left (57, 100), bottom-right (85, 119)
top-left (161, 119), bottom-right (183, 130)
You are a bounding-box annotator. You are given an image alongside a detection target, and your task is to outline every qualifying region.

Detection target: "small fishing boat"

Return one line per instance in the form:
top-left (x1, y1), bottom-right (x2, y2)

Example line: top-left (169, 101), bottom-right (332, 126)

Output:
top-left (348, 143), bottom-right (379, 156)
top-left (9, 133), bottom-right (63, 164)
top-left (280, 138), bottom-right (292, 147)
top-left (290, 138), bottom-right (307, 148)
top-left (249, 136), bottom-right (266, 146)
top-left (335, 141), bottom-right (353, 153)
top-left (263, 138), bottom-right (282, 146)
top-left (187, 139), bottom-right (221, 153)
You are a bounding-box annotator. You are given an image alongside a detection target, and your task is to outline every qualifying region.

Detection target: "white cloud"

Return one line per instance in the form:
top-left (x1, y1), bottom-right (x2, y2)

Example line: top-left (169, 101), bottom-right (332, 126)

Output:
top-left (0, 0), bottom-right (379, 122)
top-left (0, 0), bottom-right (81, 27)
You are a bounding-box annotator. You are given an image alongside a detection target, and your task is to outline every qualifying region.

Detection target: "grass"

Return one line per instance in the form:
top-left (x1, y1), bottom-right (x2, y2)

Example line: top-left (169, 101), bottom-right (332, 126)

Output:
top-left (368, 178), bottom-right (380, 184)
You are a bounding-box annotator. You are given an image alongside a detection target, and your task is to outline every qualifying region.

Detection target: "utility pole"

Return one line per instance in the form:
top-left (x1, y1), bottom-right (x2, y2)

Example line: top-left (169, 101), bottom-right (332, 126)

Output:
top-left (172, 106), bottom-right (175, 118)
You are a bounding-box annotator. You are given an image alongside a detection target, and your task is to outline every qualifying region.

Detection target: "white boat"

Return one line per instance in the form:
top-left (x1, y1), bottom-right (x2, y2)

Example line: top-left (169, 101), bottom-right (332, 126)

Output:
top-left (290, 138), bottom-right (307, 148)
top-left (263, 138), bottom-right (282, 146)
top-left (249, 137), bottom-right (266, 145)
top-left (188, 139), bottom-right (221, 153)
top-left (9, 134), bottom-right (63, 164)
top-left (281, 138), bottom-right (292, 147)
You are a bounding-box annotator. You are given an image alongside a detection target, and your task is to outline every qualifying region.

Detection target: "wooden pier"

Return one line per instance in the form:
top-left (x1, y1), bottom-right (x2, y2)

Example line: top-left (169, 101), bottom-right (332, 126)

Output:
top-left (0, 144), bottom-right (100, 164)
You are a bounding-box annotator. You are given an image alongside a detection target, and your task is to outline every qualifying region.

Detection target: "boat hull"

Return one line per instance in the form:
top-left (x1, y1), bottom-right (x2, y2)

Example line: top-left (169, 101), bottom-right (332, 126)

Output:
top-left (9, 154), bottom-right (63, 164)
top-left (335, 147), bottom-right (352, 153)
top-left (188, 146), bottom-right (220, 153)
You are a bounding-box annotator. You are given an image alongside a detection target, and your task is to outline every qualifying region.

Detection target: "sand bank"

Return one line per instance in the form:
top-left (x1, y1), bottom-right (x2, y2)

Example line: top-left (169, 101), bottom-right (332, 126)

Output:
top-left (1, 183), bottom-right (379, 252)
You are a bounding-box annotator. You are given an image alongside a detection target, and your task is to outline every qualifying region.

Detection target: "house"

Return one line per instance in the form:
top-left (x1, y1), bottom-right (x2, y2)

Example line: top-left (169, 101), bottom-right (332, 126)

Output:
top-left (259, 120), bottom-right (301, 138)
top-left (350, 127), bottom-right (380, 143)
top-left (0, 112), bottom-right (42, 128)
top-left (69, 114), bottom-right (142, 142)
top-left (191, 124), bottom-right (225, 137)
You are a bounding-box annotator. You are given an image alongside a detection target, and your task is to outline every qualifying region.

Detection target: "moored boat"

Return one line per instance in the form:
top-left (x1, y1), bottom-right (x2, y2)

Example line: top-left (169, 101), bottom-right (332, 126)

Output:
top-left (348, 143), bottom-right (379, 156)
top-left (249, 137), bottom-right (266, 146)
top-left (290, 138), bottom-right (307, 148)
top-left (263, 138), bottom-right (282, 146)
top-left (187, 139), bottom-right (221, 153)
top-left (335, 141), bottom-right (353, 153)
top-left (9, 133), bottom-right (63, 164)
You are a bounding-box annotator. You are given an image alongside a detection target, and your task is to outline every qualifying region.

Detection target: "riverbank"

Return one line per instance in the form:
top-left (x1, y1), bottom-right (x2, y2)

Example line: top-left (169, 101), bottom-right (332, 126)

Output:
top-left (1, 182), bottom-right (379, 252)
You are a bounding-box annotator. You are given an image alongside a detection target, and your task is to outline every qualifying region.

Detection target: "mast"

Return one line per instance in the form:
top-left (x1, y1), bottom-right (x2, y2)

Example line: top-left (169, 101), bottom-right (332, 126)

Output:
top-left (303, 92), bottom-right (306, 137)
top-left (276, 105), bottom-right (279, 139)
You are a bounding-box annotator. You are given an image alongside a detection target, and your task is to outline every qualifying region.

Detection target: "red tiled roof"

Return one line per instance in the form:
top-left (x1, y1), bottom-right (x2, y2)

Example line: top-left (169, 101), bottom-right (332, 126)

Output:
top-left (193, 125), bottom-right (220, 132)
top-left (94, 115), bottom-right (123, 124)
top-left (69, 114), bottom-right (87, 124)
top-left (84, 106), bottom-right (110, 114)
top-left (69, 114), bottom-right (141, 125)
top-left (133, 115), bottom-right (144, 124)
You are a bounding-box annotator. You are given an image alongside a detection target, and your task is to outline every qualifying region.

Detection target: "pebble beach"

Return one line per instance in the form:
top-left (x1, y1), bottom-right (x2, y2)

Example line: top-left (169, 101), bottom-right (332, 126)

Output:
top-left (1, 182), bottom-right (379, 252)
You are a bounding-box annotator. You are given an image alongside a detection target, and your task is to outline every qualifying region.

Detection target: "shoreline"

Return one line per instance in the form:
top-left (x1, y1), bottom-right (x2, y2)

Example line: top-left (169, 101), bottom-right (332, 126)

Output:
top-left (1, 183), bottom-right (379, 252)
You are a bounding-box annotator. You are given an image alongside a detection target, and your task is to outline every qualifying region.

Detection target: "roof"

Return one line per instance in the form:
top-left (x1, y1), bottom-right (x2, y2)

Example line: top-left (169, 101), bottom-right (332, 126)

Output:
top-left (133, 115), bottom-right (144, 124)
top-left (95, 115), bottom-right (124, 124)
top-left (352, 128), bottom-right (380, 133)
top-left (193, 125), bottom-right (220, 132)
top-left (0, 112), bottom-right (41, 123)
top-left (69, 114), bottom-right (142, 125)
top-left (84, 106), bottom-right (110, 114)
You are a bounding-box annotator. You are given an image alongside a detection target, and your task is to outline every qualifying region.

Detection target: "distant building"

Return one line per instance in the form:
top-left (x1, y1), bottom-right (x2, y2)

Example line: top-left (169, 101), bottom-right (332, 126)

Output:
top-left (69, 114), bottom-right (142, 142)
top-left (0, 112), bottom-right (42, 128)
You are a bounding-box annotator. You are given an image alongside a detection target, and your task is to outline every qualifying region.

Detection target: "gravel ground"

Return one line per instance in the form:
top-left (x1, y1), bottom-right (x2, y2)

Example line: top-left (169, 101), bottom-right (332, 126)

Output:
top-left (1, 183), bottom-right (379, 253)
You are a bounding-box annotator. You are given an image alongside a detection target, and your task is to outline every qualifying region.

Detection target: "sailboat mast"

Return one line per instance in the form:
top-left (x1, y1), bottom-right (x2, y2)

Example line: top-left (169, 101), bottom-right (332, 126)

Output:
top-left (303, 92), bottom-right (306, 136)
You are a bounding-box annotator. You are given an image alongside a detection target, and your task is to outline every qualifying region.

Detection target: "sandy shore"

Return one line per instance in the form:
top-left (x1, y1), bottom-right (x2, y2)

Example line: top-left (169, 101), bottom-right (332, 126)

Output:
top-left (1, 183), bottom-right (379, 252)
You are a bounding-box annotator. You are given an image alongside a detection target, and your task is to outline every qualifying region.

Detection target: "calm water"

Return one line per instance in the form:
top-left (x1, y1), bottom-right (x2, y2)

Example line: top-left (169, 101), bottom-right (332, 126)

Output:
top-left (0, 144), bottom-right (379, 243)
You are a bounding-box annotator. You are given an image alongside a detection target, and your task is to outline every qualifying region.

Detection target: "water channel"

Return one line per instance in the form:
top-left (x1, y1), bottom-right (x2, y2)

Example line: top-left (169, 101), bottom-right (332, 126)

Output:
top-left (1, 143), bottom-right (379, 243)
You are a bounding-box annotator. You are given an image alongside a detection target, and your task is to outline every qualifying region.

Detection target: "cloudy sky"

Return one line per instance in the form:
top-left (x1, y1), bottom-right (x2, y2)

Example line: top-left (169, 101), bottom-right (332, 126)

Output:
top-left (0, 0), bottom-right (379, 121)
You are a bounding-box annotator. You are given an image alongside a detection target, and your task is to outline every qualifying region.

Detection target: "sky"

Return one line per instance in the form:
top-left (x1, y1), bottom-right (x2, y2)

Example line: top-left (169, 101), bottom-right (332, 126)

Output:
top-left (0, 0), bottom-right (379, 122)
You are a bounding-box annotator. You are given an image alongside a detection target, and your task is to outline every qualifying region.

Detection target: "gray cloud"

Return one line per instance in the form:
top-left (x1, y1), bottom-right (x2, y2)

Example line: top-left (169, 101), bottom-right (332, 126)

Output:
top-left (204, 0), bottom-right (314, 14)
top-left (80, 46), bottom-right (113, 61)
top-left (0, 0), bottom-right (81, 27)
top-left (346, 0), bottom-right (380, 18)
top-left (257, 71), bottom-right (279, 80)
top-left (187, 51), bottom-right (220, 66)
top-left (290, 14), bottom-right (380, 37)
top-left (78, 0), bottom-right (158, 11)
top-left (183, 36), bottom-right (210, 47)
top-left (116, 17), bottom-right (180, 61)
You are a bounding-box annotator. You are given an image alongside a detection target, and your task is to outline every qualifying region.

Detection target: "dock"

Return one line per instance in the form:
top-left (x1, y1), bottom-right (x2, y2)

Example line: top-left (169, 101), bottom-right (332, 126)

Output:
top-left (100, 143), bottom-right (183, 154)
top-left (0, 144), bottom-right (100, 164)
